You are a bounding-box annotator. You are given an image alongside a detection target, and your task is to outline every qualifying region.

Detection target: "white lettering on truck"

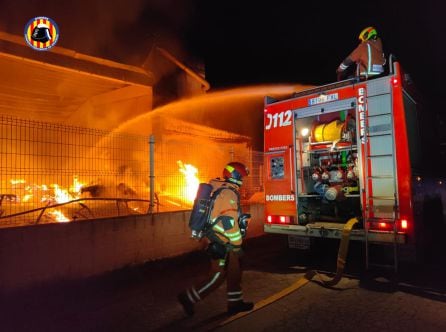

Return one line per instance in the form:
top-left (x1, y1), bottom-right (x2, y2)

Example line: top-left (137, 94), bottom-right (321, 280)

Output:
top-left (266, 194), bottom-right (295, 202)
top-left (308, 92), bottom-right (339, 106)
top-left (265, 110), bottom-right (293, 130)
top-left (357, 87), bottom-right (366, 144)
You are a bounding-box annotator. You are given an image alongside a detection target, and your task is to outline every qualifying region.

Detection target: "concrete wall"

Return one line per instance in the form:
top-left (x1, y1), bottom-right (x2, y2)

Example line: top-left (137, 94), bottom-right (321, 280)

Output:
top-left (0, 204), bottom-right (264, 294)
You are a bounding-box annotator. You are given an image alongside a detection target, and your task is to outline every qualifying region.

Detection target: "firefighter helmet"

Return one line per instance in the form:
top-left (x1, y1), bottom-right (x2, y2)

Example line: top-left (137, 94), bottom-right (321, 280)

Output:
top-left (358, 26), bottom-right (378, 42)
top-left (31, 23), bottom-right (52, 43)
top-left (223, 162), bottom-right (249, 186)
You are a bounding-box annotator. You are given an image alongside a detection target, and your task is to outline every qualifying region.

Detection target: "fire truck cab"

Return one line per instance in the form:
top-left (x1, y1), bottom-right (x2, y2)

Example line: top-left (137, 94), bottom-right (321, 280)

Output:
top-left (263, 58), bottom-right (443, 263)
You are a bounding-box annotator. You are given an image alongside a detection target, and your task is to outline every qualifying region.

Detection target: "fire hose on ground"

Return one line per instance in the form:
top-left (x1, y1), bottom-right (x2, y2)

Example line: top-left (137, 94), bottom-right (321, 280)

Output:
top-left (217, 217), bottom-right (359, 328)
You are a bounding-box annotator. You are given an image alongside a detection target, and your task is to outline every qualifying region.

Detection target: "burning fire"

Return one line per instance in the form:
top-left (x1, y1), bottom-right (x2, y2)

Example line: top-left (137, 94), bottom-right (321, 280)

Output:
top-left (46, 210), bottom-right (70, 222)
top-left (8, 176), bottom-right (86, 222)
top-left (50, 184), bottom-right (72, 203)
top-left (177, 160), bottom-right (200, 203)
top-left (70, 176), bottom-right (84, 193)
top-left (10, 179), bottom-right (26, 185)
top-left (41, 177), bottom-right (86, 205)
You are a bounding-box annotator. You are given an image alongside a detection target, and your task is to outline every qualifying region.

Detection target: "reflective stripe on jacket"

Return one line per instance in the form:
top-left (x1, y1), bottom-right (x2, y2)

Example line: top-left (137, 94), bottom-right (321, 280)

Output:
top-left (338, 38), bottom-right (385, 76)
top-left (208, 179), bottom-right (242, 247)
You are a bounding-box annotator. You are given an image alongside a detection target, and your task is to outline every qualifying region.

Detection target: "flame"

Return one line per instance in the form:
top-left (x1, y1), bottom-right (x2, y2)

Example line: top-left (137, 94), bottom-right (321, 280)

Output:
top-left (52, 184), bottom-right (72, 203)
top-left (47, 210), bottom-right (70, 222)
top-left (10, 179), bottom-right (26, 185)
top-left (70, 175), bottom-right (84, 193)
top-left (7, 176), bottom-right (87, 223)
top-left (21, 194), bottom-right (33, 202)
top-left (40, 176), bottom-right (86, 204)
top-left (178, 160), bottom-right (199, 203)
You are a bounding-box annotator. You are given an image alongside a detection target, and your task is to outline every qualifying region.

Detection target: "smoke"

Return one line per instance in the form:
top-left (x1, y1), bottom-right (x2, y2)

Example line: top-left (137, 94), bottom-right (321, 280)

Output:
top-left (114, 83), bottom-right (313, 150)
top-left (0, 0), bottom-right (198, 65)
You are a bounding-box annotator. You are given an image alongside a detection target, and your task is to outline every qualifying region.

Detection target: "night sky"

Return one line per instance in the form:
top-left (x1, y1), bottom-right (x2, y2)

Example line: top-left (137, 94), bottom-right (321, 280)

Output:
top-left (1, 0), bottom-right (444, 115)
top-left (187, 1), bottom-right (443, 101)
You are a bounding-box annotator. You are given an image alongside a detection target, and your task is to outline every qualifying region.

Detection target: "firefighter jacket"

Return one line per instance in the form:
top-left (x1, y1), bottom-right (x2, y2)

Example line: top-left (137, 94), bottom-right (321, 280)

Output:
top-left (207, 178), bottom-right (243, 250)
top-left (338, 38), bottom-right (385, 77)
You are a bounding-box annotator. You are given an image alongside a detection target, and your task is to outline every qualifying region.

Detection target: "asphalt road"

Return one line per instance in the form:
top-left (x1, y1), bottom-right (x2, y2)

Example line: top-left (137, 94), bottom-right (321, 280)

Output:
top-left (2, 235), bottom-right (446, 331)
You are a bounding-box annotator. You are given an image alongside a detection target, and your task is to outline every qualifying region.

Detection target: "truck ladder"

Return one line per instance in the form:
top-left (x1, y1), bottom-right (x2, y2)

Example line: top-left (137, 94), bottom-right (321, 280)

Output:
top-left (363, 93), bottom-right (399, 273)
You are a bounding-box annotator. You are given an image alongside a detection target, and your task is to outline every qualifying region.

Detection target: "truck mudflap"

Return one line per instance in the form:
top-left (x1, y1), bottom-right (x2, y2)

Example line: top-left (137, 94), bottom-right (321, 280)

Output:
top-left (264, 222), bottom-right (406, 244)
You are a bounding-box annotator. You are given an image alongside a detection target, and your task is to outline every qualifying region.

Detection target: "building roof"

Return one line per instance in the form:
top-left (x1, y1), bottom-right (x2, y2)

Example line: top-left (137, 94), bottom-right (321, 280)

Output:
top-left (0, 31), bottom-right (154, 122)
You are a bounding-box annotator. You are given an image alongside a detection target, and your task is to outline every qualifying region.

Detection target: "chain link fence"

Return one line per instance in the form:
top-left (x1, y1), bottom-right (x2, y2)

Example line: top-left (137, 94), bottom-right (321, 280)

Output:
top-left (0, 115), bottom-right (264, 228)
top-left (0, 115), bottom-right (151, 227)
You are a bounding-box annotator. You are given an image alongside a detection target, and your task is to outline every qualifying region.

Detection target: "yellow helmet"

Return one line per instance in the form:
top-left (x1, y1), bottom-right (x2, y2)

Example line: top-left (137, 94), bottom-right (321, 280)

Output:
top-left (358, 27), bottom-right (378, 42)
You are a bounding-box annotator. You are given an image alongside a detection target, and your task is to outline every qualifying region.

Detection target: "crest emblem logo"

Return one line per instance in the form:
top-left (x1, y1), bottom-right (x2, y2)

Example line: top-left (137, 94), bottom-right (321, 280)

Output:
top-left (24, 16), bottom-right (59, 51)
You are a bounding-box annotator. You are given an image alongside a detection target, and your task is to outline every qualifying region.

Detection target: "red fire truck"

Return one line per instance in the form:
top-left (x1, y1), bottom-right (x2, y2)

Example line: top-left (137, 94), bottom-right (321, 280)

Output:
top-left (263, 58), bottom-right (444, 266)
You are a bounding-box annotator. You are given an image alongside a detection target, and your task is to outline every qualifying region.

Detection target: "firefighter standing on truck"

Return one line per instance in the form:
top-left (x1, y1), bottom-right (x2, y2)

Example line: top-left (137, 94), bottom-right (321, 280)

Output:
top-left (177, 162), bottom-right (254, 316)
top-left (336, 26), bottom-right (386, 80)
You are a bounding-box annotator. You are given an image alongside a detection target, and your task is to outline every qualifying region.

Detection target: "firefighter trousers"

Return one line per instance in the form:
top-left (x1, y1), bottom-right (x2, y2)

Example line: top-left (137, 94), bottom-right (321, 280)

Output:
top-left (184, 250), bottom-right (245, 308)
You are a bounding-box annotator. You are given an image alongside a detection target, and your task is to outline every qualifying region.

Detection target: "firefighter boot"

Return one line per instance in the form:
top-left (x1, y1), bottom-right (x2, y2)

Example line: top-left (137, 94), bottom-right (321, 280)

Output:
top-left (227, 301), bottom-right (254, 315)
top-left (177, 292), bottom-right (195, 317)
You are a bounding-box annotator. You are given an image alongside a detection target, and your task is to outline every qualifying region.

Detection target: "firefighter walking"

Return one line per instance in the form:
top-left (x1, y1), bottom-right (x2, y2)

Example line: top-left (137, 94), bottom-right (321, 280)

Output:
top-left (336, 26), bottom-right (386, 80)
top-left (177, 162), bottom-right (254, 316)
